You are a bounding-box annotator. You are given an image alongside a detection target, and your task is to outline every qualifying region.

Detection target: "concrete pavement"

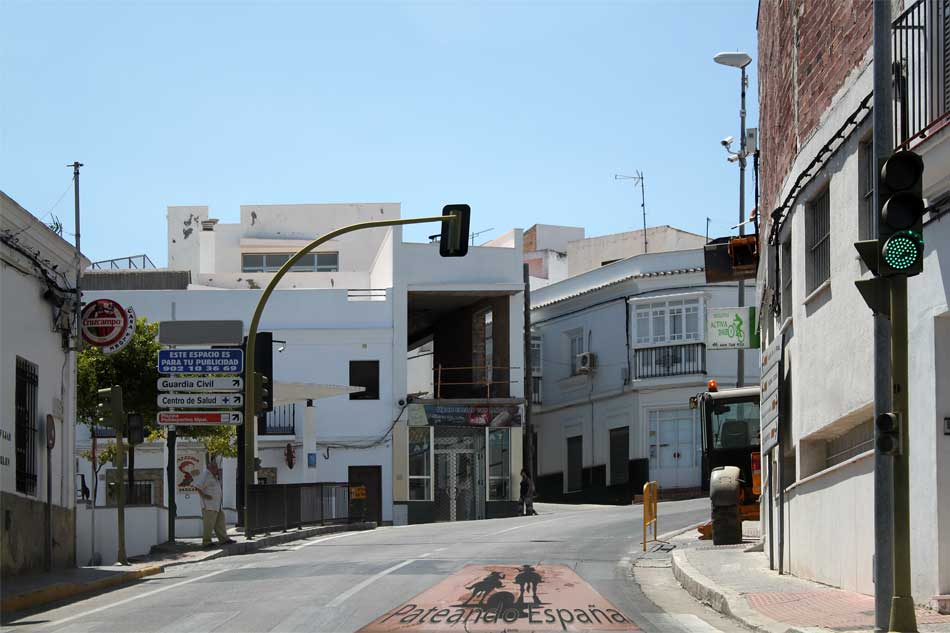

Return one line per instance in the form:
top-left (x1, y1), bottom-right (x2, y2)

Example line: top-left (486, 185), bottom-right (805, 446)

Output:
top-left (1, 499), bottom-right (744, 632)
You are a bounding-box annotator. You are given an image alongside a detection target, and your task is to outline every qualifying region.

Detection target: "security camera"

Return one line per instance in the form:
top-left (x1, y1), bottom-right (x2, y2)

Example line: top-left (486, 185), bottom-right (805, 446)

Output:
top-left (721, 136), bottom-right (734, 147)
top-left (727, 155), bottom-right (740, 163)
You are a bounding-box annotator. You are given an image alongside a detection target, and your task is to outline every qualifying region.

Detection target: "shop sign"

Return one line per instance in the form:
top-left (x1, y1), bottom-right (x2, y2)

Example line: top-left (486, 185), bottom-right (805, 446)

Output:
top-left (408, 404), bottom-right (522, 427)
top-left (81, 298), bottom-right (136, 354)
top-left (706, 306), bottom-right (760, 350)
top-left (359, 564), bottom-right (636, 632)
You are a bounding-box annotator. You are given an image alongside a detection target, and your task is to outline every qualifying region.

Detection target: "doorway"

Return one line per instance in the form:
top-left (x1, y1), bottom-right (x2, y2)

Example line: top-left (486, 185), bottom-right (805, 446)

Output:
top-left (433, 427), bottom-right (485, 521)
top-left (566, 435), bottom-right (583, 492)
top-left (348, 465), bottom-right (382, 525)
top-left (648, 408), bottom-right (700, 489)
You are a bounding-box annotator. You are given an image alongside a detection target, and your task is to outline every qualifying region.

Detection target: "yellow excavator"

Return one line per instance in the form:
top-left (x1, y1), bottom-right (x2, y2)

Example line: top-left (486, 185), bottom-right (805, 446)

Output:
top-left (690, 379), bottom-right (761, 545)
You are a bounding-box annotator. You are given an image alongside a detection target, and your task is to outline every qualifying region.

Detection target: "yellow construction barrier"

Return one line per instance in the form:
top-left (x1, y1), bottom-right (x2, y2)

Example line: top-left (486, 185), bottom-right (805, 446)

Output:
top-left (642, 480), bottom-right (659, 552)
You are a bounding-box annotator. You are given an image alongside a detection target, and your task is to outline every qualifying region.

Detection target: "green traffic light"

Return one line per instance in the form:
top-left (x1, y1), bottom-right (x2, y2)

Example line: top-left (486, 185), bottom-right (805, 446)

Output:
top-left (882, 231), bottom-right (923, 270)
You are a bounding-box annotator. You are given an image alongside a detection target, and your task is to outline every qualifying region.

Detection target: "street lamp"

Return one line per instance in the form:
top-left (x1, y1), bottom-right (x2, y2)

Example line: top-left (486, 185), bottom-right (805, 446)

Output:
top-left (713, 50), bottom-right (752, 388)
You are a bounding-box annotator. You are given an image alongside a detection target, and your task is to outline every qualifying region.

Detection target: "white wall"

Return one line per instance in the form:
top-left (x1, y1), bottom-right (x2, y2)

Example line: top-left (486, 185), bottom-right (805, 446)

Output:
top-left (567, 227), bottom-right (706, 277)
top-left (76, 503), bottom-right (168, 566)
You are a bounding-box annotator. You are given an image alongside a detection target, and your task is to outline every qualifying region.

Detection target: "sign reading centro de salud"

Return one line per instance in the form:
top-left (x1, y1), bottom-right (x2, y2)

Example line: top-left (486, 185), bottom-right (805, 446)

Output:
top-left (157, 348), bottom-right (243, 374)
top-left (706, 306), bottom-right (760, 350)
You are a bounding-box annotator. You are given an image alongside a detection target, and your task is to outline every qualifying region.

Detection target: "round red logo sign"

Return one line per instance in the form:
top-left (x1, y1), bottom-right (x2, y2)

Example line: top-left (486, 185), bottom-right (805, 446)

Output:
top-left (81, 298), bottom-right (136, 354)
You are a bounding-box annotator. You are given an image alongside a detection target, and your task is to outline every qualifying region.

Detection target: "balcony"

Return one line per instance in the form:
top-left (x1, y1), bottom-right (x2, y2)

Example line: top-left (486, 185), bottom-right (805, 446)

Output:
top-left (633, 343), bottom-right (706, 380)
top-left (434, 365), bottom-right (519, 400)
top-left (258, 403), bottom-right (296, 436)
top-left (893, 0), bottom-right (950, 147)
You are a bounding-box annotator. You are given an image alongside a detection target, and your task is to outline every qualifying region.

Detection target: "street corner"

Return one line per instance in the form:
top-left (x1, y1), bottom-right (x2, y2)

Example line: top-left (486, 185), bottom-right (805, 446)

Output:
top-left (358, 563), bottom-right (639, 632)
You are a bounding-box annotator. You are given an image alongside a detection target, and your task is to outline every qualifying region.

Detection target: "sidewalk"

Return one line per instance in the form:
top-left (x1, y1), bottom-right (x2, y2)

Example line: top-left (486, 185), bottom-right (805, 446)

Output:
top-left (670, 523), bottom-right (950, 633)
top-left (1, 521), bottom-right (375, 615)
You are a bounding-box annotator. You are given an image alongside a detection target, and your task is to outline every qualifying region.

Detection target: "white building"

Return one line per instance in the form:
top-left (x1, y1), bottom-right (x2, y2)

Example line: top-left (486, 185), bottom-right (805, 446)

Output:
top-left (529, 248), bottom-right (758, 503)
top-left (1, 192), bottom-right (88, 575)
top-left (80, 202), bottom-right (526, 540)
top-left (757, 1), bottom-right (950, 608)
top-left (566, 226), bottom-right (706, 278)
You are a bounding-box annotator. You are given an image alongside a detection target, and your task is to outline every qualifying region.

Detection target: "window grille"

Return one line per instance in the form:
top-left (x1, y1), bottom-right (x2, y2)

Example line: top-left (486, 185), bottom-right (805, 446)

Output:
top-left (15, 357), bottom-right (38, 496)
top-left (807, 189), bottom-right (831, 293)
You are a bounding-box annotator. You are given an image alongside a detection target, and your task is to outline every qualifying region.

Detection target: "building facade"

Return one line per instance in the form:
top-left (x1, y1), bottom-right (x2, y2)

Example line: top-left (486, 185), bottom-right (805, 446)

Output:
top-left (1, 192), bottom-right (88, 575)
top-left (81, 202), bottom-right (526, 533)
top-left (757, 0), bottom-right (950, 606)
top-left (530, 248), bottom-right (758, 503)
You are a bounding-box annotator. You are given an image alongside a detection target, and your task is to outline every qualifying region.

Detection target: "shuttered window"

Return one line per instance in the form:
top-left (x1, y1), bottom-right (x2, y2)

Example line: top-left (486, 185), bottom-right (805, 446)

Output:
top-left (806, 189), bottom-right (831, 293)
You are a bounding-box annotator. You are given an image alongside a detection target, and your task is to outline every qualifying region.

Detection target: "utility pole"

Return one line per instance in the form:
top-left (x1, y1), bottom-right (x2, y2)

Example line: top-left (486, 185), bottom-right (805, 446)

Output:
top-left (736, 64), bottom-right (747, 388)
top-left (871, 1), bottom-right (894, 629)
top-left (523, 264), bottom-right (534, 478)
top-left (115, 423), bottom-right (127, 564)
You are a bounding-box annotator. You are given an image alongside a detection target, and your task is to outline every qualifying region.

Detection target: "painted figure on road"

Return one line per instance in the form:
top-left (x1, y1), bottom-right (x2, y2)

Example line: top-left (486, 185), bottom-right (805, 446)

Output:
top-left (462, 571), bottom-right (505, 605)
top-left (515, 565), bottom-right (542, 604)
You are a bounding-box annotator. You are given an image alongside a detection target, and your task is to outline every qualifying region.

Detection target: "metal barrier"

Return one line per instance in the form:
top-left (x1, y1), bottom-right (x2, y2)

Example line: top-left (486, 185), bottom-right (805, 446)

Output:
top-left (642, 480), bottom-right (659, 552)
top-left (246, 482), bottom-right (350, 537)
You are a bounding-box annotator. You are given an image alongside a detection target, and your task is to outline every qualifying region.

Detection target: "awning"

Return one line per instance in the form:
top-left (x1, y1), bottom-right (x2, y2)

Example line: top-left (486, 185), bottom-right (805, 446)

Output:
top-left (273, 382), bottom-right (364, 406)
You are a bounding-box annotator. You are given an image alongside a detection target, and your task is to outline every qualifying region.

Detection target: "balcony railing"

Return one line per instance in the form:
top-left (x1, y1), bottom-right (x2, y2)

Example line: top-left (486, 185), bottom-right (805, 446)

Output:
top-left (633, 343), bottom-right (706, 380)
top-left (259, 403), bottom-right (296, 436)
top-left (893, 0), bottom-right (950, 147)
top-left (434, 365), bottom-right (519, 400)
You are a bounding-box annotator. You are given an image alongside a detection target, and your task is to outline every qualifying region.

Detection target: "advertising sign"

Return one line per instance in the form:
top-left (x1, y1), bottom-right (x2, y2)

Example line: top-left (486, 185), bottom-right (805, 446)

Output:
top-left (158, 393), bottom-right (243, 408)
top-left (408, 404), bottom-right (522, 427)
top-left (760, 336), bottom-right (782, 453)
top-left (158, 376), bottom-right (243, 392)
top-left (157, 348), bottom-right (243, 374)
top-left (706, 306), bottom-right (760, 350)
top-left (157, 411), bottom-right (243, 426)
top-left (177, 452), bottom-right (202, 493)
top-left (81, 299), bottom-right (136, 354)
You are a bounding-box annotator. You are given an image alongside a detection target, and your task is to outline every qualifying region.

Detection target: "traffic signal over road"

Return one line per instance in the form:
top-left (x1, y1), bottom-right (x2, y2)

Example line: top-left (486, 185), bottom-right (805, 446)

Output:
top-left (439, 204), bottom-right (471, 258)
top-left (878, 150), bottom-right (925, 276)
top-left (96, 385), bottom-right (124, 428)
top-left (876, 412), bottom-right (901, 456)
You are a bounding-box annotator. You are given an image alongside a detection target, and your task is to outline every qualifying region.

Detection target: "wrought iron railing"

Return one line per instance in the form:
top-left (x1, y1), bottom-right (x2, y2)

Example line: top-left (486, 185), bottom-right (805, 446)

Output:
top-left (259, 403), bottom-right (296, 435)
top-left (893, 0), bottom-right (950, 147)
top-left (246, 481), bottom-right (351, 536)
top-left (633, 343), bottom-right (706, 379)
top-left (434, 365), bottom-right (520, 399)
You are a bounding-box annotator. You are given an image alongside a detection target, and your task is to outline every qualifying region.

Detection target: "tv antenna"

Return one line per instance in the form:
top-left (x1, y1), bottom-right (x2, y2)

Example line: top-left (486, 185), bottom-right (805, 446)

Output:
top-left (614, 171), bottom-right (647, 253)
top-left (470, 227), bottom-right (494, 245)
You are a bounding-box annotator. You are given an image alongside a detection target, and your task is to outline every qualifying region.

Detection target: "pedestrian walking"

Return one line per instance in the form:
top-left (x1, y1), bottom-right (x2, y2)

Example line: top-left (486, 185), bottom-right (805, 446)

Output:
top-left (193, 455), bottom-right (235, 548)
top-left (519, 468), bottom-right (538, 516)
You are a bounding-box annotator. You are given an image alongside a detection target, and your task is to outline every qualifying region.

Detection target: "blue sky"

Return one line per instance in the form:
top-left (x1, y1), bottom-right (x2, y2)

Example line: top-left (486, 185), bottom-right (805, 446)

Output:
top-left (1, 1), bottom-right (758, 266)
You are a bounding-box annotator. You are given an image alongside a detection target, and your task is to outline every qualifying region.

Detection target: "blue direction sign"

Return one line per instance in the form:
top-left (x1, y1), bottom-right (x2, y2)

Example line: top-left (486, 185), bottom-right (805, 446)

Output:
top-left (157, 348), bottom-right (243, 374)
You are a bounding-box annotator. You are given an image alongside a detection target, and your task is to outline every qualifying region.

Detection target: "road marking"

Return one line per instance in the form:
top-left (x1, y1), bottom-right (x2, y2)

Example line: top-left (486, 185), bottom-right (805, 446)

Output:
top-left (291, 530), bottom-right (362, 551)
top-left (327, 559), bottom-right (416, 607)
top-left (491, 517), bottom-right (563, 535)
top-left (48, 567), bottom-right (233, 627)
top-left (156, 611), bottom-right (239, 632)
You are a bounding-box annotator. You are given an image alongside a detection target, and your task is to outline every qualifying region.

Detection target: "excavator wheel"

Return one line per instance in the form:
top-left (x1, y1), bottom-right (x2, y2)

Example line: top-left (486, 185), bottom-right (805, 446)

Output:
top-left (711, 505), bottom-right (742, 545)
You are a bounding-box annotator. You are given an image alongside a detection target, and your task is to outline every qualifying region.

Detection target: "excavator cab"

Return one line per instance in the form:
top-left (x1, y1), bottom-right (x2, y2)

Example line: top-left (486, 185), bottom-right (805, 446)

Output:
top-left (690, 380), bottom-right (761, 544)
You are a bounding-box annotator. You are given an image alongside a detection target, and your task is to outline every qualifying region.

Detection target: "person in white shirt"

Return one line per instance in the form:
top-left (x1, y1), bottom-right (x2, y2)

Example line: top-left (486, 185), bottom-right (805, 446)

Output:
top-left (192, 455), bottom-right (234, 548)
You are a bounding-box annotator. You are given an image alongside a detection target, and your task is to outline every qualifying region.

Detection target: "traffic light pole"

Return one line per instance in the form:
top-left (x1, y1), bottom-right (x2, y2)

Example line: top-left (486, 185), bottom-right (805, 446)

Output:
top-left (242, 214), bottom-right (460, 537)
top-left (115, 425), bottom-right (128, 565)
top-left (889, 275), bottom-right (917, 633)
top-left (736, 64), bottom-right (748, 388)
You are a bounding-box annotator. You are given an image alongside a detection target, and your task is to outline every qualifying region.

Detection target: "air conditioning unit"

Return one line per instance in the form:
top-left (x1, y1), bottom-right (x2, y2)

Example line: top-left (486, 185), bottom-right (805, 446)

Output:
top-left (577, 352), bottom-right (596, 374)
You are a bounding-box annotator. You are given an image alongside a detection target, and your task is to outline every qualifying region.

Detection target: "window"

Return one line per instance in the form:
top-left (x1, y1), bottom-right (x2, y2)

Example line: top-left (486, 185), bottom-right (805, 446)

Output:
top-left (241, 252), bottom-right (338, 273)
top-left (859, 140), bottom-right (875, 240)
top-left (15, 357), bottom-right (38, 496)
top-left (634, 298), bottom-right (702, 345)
top-left (825, 419), bottom-right (874, 469)
top-left (531, 376), bottom-right (542, 405)
top-left (349, 360), bottom-right (380, 400)
top-left (484, 310), bottom-right (493, 384)
top-left (781, 238), bottom-right (793, 319)
top-left (609, 427), bottom-right (629, 485)
top-left (488, 428), bottom-right (510, 500)
top-left (710, 400), bottom-right (761, 450)
top-left (530, 335), bottom-right (542, 375)
top-left (408, 427), bottom-right (431, 500)
top-left (566, 435), bottom-right (583, 492)
top-left (569, 332), bottom-right (585, 375)
top-left (806, 189), bottom-right (831, 293)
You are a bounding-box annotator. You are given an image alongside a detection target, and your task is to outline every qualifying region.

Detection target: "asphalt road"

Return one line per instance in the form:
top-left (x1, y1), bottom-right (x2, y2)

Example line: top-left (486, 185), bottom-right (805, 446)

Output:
top-left (3, 498), bottom-right (747, 632)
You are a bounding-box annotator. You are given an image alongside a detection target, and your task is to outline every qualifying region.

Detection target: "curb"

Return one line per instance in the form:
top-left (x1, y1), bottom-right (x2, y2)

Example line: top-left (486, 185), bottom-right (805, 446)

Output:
top-left (671, 548), bottom-right (810, 633)
top-left (0, 564), bottom-right (164, 614)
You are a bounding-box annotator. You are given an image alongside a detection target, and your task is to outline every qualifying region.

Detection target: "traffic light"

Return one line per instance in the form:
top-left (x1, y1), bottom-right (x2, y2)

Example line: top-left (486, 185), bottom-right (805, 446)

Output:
top-left (127, 413), bottom-right (144, 446)
top-left (254, 372), bottom-right (271, 414)
top-left (876, 412), bottom-right (901, 456)
top-left (96, 386), bottom-right (124, 428)
top-left (439, 204), bottom-right (471, 257)
top-left (878, 150), bottom-right (925, 276)
top-left (242, 332), bottom-right (274, 413)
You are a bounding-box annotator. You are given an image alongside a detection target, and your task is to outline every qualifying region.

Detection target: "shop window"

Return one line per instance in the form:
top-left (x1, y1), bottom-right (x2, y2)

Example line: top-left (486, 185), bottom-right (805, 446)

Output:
top-left (408, 427), bottom-right (431, 501)
top-left (488, 428), bottom-right (509, 500)
top-left (609, 427), bottom-right (629, 485)
top-left (15, 357), bottom-right (38, 496)
top-left (349, 361), bottom-right (380, 400)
